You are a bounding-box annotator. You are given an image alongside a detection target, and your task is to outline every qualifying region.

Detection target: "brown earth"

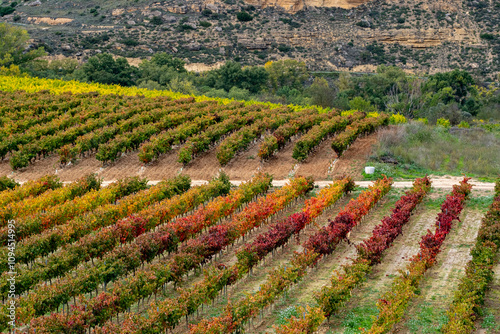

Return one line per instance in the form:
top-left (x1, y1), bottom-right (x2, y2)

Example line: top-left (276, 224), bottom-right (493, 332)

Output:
top-left (295, 137), bottom-right (336, 181)
top-left (0, 132), bottom-right (378, 183)
top-left (330, 133), bottom-right (378, 180)
top-left (260, 136), bottom-right (301, 180)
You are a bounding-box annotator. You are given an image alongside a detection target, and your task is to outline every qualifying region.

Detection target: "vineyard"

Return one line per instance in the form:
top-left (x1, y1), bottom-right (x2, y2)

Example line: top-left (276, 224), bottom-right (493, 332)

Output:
top-left (0, 75), bottom-right (499, 334)
top-left (0, 172), bottom-right (496, 334)
top-left (0, 76), bottom-right (388, 182)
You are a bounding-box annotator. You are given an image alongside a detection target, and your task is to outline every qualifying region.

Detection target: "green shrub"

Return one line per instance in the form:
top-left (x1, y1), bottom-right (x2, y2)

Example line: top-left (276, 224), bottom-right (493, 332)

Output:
top-left (150, 16), bottom-right (163, 25)
top-left (480, 33), bottom-right (495, 41)
top-left (0, 6), bottom-right (15, 17)
top-left (0, 176), bottom-right (18, 192)
top-left (10, 152), bottom-right (30, 170)
top-left (390, 113), bottom-right (407, 124)
top-left (201, 9), bottom-right (212, 17)
top-left (436, 118), bottom-right (451, 128)
top-left (237, 11), bottom-right (253, 22)
top-left (356, 21), bottom-right (370, 28)
top-left (120, 38), bottom-right (139, 47)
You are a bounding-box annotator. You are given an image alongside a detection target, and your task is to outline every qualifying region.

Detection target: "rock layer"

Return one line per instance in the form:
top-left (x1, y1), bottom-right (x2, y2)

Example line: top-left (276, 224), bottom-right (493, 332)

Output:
top-left (245, 0), bottom-right (371, 13)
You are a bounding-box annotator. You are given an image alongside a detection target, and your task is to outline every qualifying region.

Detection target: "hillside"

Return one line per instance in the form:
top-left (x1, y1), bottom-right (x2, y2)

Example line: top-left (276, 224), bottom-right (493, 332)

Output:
top-left (1, 0), bottom-right (498, 78)
top-left (0, 75), bottom-right (391, 184)
top-left (0, 70), bottom-right (499, 334)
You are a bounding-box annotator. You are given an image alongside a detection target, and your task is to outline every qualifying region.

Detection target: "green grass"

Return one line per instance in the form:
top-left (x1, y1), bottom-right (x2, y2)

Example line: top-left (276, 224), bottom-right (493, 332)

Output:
top-left (405, 303), bottom-right (448, 333)
top-left (423, 195), bottom-right (493, 211)
top-left (362, 162), bottom-right (431, 181)
top-left (367, 123), bottom-right (500, 180)
top-left (275, 306), bottom-right (300, 325)
top-left (340, 305), bottom-right (379, 333)
top-left (468, 195), bottom-right (495, 210)
top-left (481, 308), bottom-right (500, 333)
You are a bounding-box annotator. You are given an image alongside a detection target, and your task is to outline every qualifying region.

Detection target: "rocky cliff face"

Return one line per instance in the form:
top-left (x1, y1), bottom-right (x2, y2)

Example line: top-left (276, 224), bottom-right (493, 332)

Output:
top-left (245, 0), bottom-right (370, 13)
top-left (3, 0), bottom-right (498, 77)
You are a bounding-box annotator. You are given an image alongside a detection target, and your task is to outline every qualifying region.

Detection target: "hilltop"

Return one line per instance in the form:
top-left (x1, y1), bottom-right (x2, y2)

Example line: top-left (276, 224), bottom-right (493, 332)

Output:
top-left (0, 0), bottom-right (498, 77)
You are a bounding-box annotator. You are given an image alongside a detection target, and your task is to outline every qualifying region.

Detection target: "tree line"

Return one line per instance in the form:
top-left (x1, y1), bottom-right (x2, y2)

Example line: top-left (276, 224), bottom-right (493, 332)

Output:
top-left (1, 22), bottom-right (499, 124)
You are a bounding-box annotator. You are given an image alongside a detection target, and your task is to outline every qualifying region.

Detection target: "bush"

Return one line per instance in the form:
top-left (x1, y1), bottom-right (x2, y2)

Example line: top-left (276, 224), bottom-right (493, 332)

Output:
top-left (457, 121), bottom-right (470, 128)
top-left (349, 97), bottom-right (375, 112)
top-left (199, 21), bottom-right (212, 28)
top-left (480, 33), bottom-right (495, 41)
top-left (150, 16), bottom-right (163, 25)
top-left (120, 38), bottom-right (139, 47)
top-left (0, 6), bottom-right (15, 17)
top-left (436, 118), bottom-right (451, 128)
top-left (179, 24), bottom-right (196, 31)
top-left (237, 11), bottom-right (253, 22)
top-left (356, 21), bottom-right (370, 28)
top-left (75, 53), bottom-right (137, 87)
top-left (227, 86), bottom-right (251, 100)
top-left (201, 9), bottom-right (212, 17)
top-left (10, 152), bottom-right (30, 170)
top-left (277, 44), bottom-right (291, 52)
top-left (390, 113), bottom-right (407, 124)
top-left (0, 176), bottom-right (18, 191)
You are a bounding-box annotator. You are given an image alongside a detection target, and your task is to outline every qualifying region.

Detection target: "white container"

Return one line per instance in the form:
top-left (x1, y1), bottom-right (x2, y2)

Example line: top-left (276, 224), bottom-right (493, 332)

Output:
top-left (365, 166), bottom-right (375, 174)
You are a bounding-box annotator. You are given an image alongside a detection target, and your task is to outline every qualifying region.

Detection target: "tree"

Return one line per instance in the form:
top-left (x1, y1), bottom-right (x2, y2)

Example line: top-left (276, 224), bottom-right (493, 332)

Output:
top-left (423, 69), bottom-right (475, 105)
top-left (264, 60), bottom-right (309, 92)
top-left (240, 66), bottom-right (268, 93)
top-left (308, 77), bottom-right (335, 107)
top-left (75, 53), bottom-right (137, 86)
top-left (24, 57), bottom-right (79, 79)
top-left (349, 96), bottom-right (375, 111)
top-left (0, 22), bottom-right (46, 68)
top-left (150, 16), bottom-right (164, 25)
top-left (167, 77), bottom-right (197, 95)
top-left (228, 87), bottom-right (251, 100)
top-left (137, 53), bottom-right (186, 87)
top-left (204, 61), bottom-right (244, 91)
top-left (0, 2), bottom-right (16, 17)
top-left (150, 52), bottom-right (186, 73)
top-left (203, 62), bottom-right (267, 93)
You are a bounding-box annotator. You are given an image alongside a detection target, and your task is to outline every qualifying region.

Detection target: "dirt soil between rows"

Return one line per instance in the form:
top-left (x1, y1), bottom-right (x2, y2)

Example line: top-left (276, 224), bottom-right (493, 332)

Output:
top-left (0, 133), bottom-right (379, 183)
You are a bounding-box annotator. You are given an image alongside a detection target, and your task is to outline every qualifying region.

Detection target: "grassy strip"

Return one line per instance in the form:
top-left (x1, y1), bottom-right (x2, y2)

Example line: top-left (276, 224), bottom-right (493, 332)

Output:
top-left (441, 179), bottom-right (500, 333)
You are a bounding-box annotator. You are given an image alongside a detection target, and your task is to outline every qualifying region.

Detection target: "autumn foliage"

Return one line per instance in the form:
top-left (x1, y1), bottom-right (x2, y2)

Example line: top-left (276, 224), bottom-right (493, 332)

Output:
top-left (367, 177), bottom-right (472, 334)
